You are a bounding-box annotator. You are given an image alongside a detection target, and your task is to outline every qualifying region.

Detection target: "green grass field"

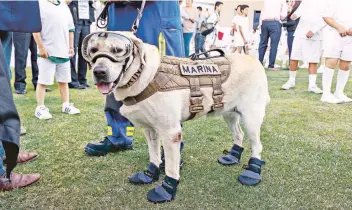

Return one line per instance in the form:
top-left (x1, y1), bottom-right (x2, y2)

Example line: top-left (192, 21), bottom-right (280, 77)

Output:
top-left (0, 69), bottom-right (351, 209)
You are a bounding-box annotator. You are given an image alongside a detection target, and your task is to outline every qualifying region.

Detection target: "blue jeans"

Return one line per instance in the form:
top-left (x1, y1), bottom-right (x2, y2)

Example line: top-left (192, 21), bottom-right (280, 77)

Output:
top-left (258, 21), bottom-right (282, 68)
top-left (194, 33), bottom-right (208, 57)
top-left (0, 31), bottom-right (12, 79)
top-left (70, 24), bottom-right (90, 87)
top-left (287, 31), bottom-right (295, 60)
top-left (0, 141), bottom-right (6, 177)
top-left (183, 33), bottom-right (193, 57)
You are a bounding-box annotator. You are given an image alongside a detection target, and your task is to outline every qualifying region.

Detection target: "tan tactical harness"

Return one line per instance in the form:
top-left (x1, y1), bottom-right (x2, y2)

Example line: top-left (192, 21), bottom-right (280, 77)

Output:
top-left (122, 56), bottom-right (231, 119)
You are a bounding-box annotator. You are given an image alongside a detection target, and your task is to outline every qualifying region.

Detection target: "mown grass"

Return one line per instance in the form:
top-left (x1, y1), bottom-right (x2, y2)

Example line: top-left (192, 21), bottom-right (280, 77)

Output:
top-left (0, 69), bottom-right (351, 209)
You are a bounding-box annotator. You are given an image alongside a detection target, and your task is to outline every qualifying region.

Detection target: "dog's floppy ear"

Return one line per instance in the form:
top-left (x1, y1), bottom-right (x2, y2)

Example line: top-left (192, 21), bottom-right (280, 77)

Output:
top-left (129, 36), bottom-right (146, 66)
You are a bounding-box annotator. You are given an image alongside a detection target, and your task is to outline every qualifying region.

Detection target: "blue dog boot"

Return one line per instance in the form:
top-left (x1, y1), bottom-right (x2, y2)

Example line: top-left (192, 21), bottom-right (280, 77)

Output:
top-left (147, 175), bottom-right (178, 203)
top-left (218, 144), bottom-right (244, 165)
top-left (160, 141), bottom-right (184, 171)
top-left (128, 162), bottom-right (160, 184)
top-left (238, 157), bottom-right (265, 186)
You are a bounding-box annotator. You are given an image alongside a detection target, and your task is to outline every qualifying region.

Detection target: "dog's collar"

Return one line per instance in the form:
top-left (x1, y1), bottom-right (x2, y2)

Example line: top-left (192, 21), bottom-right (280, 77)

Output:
top-left (118, 63), bottom-right (144, 89)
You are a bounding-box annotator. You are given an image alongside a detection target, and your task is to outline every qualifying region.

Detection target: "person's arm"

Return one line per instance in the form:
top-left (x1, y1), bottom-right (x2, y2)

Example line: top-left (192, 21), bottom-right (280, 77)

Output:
top-left (324, 17), bottom-right (348, 37)
top-left (33, 33), bottom-right (49, 58)
top-left (69, 31), bottom-right (74, 57)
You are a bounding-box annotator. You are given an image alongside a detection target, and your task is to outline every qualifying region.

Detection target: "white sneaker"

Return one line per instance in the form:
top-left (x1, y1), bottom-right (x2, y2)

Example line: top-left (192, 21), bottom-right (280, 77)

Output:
top-left (317, 66), bottom-right (325, 74)
top-left (62, 103), bottom-right (80, 115)
top-left (308, 86), bottom-right (323, 94)
top-left (334, 94), bottom-right (352, 103)
top-left (35, 105), bottom-right (52, 120)
top-left (281, 80), bottom-right (295, 90)
top-left (321, 94), bottom-right (341, 104)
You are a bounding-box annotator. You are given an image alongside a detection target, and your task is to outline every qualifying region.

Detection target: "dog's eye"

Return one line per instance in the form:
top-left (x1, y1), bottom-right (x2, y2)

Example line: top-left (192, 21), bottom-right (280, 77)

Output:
top-left (90, 47), bottom-right (98, 54)
top-left (111, 47), bottom-right (123, 54)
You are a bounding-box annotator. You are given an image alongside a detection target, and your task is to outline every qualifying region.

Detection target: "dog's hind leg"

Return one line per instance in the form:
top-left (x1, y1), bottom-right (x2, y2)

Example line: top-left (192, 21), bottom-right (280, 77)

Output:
top-left (218, 112), bottom-right (245, 166)
top-left (128, 129), bottom-right (161, 185)
top-left (146, 126), bottom-right (181, 203)
top-left (238, 106), bottom-right (266, 186)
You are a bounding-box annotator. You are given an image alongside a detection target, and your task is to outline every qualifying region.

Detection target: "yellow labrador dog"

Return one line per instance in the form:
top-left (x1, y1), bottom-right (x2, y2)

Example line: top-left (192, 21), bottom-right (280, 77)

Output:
top-left (82, 31), bottom-right (270, 203)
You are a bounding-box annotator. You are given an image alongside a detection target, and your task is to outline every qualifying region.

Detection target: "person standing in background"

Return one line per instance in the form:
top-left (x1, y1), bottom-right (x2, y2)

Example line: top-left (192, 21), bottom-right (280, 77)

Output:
top-left (182, 0), bottom-right (198, 57)
top-left (283, 0), bottom-right (301, 61)
top-left (235, 5), bottom-right (250, 54)
top-left (68, 0), bottom-right (95, 89)
top-left (194, 6), bottom-right (208, 56)
top-left (281, 0), bottom-right (326, 93)
top-left (258, 0), bottom-right (288, 71)
top-left (207, 1), bottom-right (224, 48)
top-left (231, 5), bottom-right (242, 53)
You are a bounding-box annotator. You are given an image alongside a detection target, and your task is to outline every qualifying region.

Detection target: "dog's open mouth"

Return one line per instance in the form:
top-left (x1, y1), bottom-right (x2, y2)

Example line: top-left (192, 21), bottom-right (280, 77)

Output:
top-left (97, 78), bottom-right (119, 95)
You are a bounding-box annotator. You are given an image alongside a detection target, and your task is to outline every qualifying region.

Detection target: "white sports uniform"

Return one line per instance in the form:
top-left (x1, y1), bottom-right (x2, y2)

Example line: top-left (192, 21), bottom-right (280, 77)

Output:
top-left (37, 0), bottom-right (75, 85)
top-left (291, 0), bottom-right (326, 63)
top-left (323, 0), bottom-right (352, 61)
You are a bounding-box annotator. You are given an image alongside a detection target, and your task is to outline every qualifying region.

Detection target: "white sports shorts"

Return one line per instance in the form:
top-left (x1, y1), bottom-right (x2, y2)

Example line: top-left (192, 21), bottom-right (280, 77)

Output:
top-left (38, 58), bottom-right (71, 85)
top-left (291, 37), bottom-right (322, 63)
top-left (323, 33), bottom-right (352, 62)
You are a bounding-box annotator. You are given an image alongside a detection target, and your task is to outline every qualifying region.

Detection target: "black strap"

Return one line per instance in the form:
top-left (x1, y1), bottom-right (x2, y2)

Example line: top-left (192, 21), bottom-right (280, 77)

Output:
top-left (189, 49), bottom-right (225, 60)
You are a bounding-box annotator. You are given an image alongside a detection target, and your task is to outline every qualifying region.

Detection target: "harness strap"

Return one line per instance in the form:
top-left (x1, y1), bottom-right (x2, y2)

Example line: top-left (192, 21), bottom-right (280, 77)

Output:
top-left (211, 76), bottom-right (224, 111)
top-left (122, 72), bottom-right (171, 106)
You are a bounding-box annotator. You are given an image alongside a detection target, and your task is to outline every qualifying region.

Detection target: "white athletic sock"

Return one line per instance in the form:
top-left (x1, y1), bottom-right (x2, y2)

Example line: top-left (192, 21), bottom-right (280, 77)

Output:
top-left (308, 74), bottom-right (317, 88)
top-left (289, 71), bottom-right (297, 82)
top-left (335, 69), bottom-right (350, 96)
top-left (322, 67), bottom-right (335, 95)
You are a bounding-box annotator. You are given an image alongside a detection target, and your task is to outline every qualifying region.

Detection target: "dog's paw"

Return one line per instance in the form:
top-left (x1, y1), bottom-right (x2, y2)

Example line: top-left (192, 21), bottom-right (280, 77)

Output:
top-left (128, 162), bottom-right (160, 184)
top-left (218, 144), bottom-right (244, 166)
top-left (238, 157), bottom-right (265, 186)
top-left (147, 176), bottom-right (178, 203)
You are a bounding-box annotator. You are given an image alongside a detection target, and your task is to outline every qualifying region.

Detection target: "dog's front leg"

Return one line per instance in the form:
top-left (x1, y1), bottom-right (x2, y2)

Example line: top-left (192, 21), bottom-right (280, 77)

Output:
top-left (128, 129), bottom-right (161, 185)
top-left (146, 128), bottom-right (181, 203)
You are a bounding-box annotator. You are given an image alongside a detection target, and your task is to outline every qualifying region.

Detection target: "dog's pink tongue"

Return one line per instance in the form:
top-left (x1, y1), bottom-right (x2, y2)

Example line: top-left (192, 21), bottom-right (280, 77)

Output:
top-left (97, 83), bottom-right (113, 94)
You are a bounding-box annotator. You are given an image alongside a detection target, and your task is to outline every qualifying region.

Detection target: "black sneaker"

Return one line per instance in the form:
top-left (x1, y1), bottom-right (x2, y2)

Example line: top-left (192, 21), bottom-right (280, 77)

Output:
top-left (81, 83), bottom-right (90, 88)
top-left (45, 88), bottom-right (52, 92)
top-left (85, 137), bottom-right (133, 156)
top-left (15, 90), bottom-right (26, 95)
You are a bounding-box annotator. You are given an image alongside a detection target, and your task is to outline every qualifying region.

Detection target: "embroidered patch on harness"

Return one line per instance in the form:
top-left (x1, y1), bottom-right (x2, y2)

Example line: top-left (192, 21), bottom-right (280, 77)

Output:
top-left (180, 64), bottom-right (221, 76)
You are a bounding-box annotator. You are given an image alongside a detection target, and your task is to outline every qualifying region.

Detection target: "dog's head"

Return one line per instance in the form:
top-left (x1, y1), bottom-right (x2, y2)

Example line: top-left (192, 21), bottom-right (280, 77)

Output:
top-left (82, 31), bottom-right (145, 95)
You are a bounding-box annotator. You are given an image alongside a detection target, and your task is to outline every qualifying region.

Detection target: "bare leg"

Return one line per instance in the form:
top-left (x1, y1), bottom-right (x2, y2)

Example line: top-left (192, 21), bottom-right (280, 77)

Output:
top-left (36, 84), bottom-right (46, 106)
top-left (58, 82), bottom-right (69, 104)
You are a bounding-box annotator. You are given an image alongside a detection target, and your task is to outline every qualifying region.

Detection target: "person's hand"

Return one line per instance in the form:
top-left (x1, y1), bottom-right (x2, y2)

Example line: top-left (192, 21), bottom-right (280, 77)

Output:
top-left (306, 30), bottom-right (314, 38)
top-left (290, 13), bottom-right (297, 20)
top-left (38, 47), bottom-right (49, 58)
top-left (347, 28), bottom-right (352, 36)
top-left (337, 26), bottom-right (348, 37)
top-left (216, 17), bottom-right (220, 22)
top-left (69, 48), bottom-right (75, 57)
top-left (244, 39), bottom-right (248, 45)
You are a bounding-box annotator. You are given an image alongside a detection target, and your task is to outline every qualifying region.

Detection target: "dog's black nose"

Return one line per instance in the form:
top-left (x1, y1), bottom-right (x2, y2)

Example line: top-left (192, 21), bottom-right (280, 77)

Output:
top-left (93, 66), bottom-right (107, 78)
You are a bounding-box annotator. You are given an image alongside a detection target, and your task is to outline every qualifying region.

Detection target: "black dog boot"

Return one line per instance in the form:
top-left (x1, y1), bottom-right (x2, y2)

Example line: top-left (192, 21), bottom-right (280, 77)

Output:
top-left (128, 163), bottom-right (160, 184)
top-left (218, 144), bottom-right (244, 165)
top-left (147, 175), bottom-right (178, 203)
top-left (238, 157), bottom-right (265, 186)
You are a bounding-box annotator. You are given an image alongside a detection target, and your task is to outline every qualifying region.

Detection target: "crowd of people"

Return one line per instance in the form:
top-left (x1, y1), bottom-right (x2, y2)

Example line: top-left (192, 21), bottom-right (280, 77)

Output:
top-left (0, 0), bottom-right (352, 200)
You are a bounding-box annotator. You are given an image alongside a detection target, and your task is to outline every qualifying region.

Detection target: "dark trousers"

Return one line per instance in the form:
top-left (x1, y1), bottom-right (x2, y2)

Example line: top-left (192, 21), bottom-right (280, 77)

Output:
top-left (0, 31), bottom-right (12, 79)
top-left (194, 33), bottom-right (208, 57)
top-left (0, 41), bottom-right (20, 177)
top-left (287, 31), bottom-right (295, 60)
top-left (258, 21), bottom-right (282, 68)
top-left (70, 24), bottom-right (90, 87)
top-left (13, 32), bottom-right (39, 91)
